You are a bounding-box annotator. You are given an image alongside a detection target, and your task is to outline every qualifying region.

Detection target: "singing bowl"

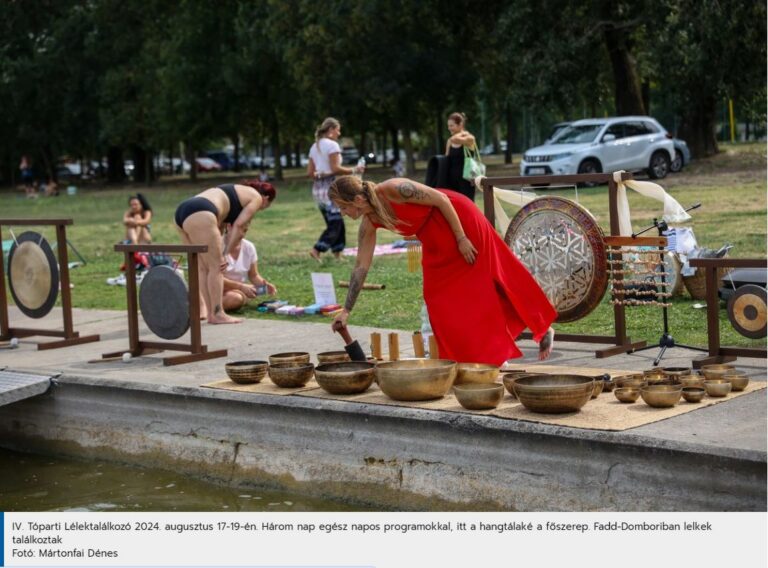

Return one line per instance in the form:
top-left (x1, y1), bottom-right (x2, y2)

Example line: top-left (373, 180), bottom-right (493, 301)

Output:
top-left (723, 372), bottom-right (749, 392)
top-left (314, 362), bottom-right (375, 394)
top-left (269, 352), bottom-right (311, 365)
top-left (591, 378), bottom-right (605, 398)
top-left (643, 368), bottom-right (664, 376)
top-left (703, 379), bottom-right (732, 397)
top-left (662, 367), bottom-right (692, 379)
top-left (682, 387), bottom-right (706, 403)
top-left (513, 375), bottom-right (594, 414)
top-left (316, 351), bottom-right (351, 364)
top-left (678, 375), bottom-right (705, 389)
top-left (700, 364), bottom-right (735, 380)
top-left (453, 383), bottom-right (504, 410)
top-left (644, 372), bottom-right (671, 385)
top-left (640, 384), bottom-right (683, 408)
top-left (614, 374), bottom-right (647, 389)
top-left (375, 359), bottom-right (457, 401)
top-left (602, 377), bottom-right (616, 392)
top-left (268, 362), bottom-right (314, 388)
top-left (614, 388), bottom-right (640, 403)
top-left (225, 360), bottom-right (268, 384)
top-left (455, 363), bottom-right (500, 385)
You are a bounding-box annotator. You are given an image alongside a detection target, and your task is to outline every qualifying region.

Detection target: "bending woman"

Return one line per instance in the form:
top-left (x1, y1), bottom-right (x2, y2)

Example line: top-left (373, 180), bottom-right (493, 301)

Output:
top-left (329, 176), bottom-right (556, 364)
top-left (174, 180), bottom-right (276, 324)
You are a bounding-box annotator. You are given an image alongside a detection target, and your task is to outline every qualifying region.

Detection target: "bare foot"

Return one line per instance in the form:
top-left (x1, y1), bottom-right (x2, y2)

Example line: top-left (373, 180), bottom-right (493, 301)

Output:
top-left (333, 251), bottom-right (342, 260)
top-left (538, 328), bottom-right (554, 361)
top-left (309, 249), bottom-right (322, 263)
top-left (208, 314), bottom-right (243, 324)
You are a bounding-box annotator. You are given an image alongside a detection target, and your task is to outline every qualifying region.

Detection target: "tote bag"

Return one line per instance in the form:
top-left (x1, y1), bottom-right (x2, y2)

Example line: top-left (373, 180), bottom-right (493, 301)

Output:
top-left (462, 144), bottom-right (486, 181)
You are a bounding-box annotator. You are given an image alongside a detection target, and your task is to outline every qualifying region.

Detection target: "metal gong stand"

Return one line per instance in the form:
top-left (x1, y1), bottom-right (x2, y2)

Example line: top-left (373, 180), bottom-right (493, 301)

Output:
top-left (0, 218), bottom-right (100, 349)
top-left (101, 243), bottom-right (227, 366)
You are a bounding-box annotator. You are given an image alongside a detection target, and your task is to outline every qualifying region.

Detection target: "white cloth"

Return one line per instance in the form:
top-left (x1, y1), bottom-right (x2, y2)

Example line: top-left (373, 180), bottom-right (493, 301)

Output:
top-left (612, 171), bottom-right (691, 236)
top-left (309, 138), bottom-right (341, 174)
top-left (474, 175), bottom-right (538, 233)
top-left (224, 239), bottom-right (257, 283)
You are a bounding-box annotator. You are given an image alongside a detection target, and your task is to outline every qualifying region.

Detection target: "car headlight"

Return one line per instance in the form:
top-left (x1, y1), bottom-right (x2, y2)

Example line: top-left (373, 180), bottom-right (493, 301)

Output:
top-left (551, 152), bottom-right (573, 161)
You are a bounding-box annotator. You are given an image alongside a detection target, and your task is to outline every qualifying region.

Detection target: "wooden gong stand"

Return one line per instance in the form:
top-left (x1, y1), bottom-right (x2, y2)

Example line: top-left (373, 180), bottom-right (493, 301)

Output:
top-left (0, 218), bottom-right (100, 349)
top-left (101, 243), bottom-right (227, 366)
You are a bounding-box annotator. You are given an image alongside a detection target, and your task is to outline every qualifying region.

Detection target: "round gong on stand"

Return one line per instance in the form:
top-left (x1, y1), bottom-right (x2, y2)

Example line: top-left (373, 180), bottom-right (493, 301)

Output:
top-left (727, 284), bottom-right (767, 339)
top-left (504, 196), bottom-right (608, 322)
top-left (7, 231), bottom-right (59, 319)
top-left (139, 265), bottom-right (190, 340)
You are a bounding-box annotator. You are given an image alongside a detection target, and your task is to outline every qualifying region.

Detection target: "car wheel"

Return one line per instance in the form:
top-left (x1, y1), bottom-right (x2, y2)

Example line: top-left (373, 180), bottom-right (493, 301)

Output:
top-left (670, 150), bottom-right (683, 173)
top-left (577, 159), bottom-right (602, 187)
top-left (648, 151), bottom-right (670, 179)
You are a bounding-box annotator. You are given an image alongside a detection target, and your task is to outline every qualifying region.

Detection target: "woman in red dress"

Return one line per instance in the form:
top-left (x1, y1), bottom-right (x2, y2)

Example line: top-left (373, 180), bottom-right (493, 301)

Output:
top-left (329, 176), bottom-right (556, 365)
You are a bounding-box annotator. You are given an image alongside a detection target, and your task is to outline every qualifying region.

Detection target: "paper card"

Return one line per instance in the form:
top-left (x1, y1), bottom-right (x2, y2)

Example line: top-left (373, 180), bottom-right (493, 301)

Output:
top-left (311, 272), bottom-right (337, 306)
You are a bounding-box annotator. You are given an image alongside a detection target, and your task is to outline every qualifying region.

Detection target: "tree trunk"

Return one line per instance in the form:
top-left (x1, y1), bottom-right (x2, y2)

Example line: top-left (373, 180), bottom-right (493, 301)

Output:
top-left (284, 144), bottom-right (293, 169)
top-left (504, 101), bottom-right (515, 164)
top-left (107, 146), bottom-right (126, 183)
top-left (270, 113), bottom-right (283, 181)
top-left (131, 146), bottom-right (155, 184)
top-left (294, 142), bottom-right (301, 168)
top-left (185, 143), bottom-right (197, 182)
top-left (402, 128), bottom-right (415, 176)
top-left (603, 25), bottom-right (646, 116)
top-left (390, 128), bottom-right (400, 166)
top-left (233, 135), bottom-right (240, 172)
top-left (435, 110), bottom-right (444, 156)
top-left (679, 95), bottom-right (719, 158)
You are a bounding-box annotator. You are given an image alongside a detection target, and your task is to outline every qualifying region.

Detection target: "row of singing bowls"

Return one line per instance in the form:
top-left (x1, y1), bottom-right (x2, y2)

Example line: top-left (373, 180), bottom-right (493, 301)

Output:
top-left (455, 363), bottom-right (499, 385)
top-left (314, 362), bottom-right (375, 394)
top-left (513, 375), bottom-right (594, 414)
top-left (375, 359), bottom-right (457, 401)
top-left (640, 384), bottom-right (682, 408)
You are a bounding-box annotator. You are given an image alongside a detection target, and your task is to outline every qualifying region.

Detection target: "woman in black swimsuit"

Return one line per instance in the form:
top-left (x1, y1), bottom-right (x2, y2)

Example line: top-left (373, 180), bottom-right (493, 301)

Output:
top-left (175, 180), bottom-right (276, 324)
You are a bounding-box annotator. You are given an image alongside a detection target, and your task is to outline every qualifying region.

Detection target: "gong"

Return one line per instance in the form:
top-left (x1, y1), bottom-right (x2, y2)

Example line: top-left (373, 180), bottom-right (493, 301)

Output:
top-left (727, 284), bottom-right (766, 339)
top-left (504, 196), bottom-right (607, 322)
top-left (138, 265), bottom-right (190, 340)
top-left (7, 231), bottom-right (59, 319)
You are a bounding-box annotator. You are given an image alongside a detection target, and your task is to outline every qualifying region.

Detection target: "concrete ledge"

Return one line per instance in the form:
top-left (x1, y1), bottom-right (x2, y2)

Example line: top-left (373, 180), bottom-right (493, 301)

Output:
top-left (0, 376), bottom-right (765, 511)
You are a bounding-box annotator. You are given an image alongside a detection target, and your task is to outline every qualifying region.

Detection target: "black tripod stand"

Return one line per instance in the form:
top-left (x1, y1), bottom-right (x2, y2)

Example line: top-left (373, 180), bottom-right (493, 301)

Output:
top-left (631, 204), bottom-right (707, 366)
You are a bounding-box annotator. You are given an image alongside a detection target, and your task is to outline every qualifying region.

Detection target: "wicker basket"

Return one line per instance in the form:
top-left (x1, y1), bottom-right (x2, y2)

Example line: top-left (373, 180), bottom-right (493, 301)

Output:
top-left (682, 255), bottom-right (732, 300)
top-left (225, 360), bottom-right (269, 384)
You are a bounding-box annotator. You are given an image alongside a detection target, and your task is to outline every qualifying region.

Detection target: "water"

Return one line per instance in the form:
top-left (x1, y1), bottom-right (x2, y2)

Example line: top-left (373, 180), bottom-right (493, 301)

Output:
top-left (0, 448), bottom-right (369, 512)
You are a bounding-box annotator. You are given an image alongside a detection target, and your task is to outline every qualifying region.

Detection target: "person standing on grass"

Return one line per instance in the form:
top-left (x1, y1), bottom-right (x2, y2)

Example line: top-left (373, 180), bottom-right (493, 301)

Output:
top-left (307, 117), bottom-right (365, 261)
top-left (19, 155), bottom-right (35, 198)
top-left (444, 112), bottom-right (478, 201)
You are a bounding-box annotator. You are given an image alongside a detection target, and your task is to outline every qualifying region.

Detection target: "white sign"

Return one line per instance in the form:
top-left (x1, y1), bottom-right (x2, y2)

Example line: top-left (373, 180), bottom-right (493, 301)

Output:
top-left (311, 272), bottom-right (337, 305)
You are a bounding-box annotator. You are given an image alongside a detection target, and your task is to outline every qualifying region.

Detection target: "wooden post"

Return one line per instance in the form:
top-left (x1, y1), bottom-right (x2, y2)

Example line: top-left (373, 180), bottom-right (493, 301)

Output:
top-left (412, 331), bottom-right (425, 358)
top-left (124, 251), bottom-right (140, 353)
top-left (428, 335), bottom-right (439, 359)
top-left (370, 332), bottom-right (382, 359)
top-left (55, 223), bottom-right (75, 336)
top-left (388, 332), bottom-right (399, 361)
top-left (188, 251), bottom-right (202, 352)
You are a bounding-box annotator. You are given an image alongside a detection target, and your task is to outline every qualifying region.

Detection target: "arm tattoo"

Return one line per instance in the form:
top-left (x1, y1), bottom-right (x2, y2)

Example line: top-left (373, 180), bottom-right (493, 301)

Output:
top-left (397, 181), bottom-right (426, 200)
top-left (344, 266), bottom-right (369, 312)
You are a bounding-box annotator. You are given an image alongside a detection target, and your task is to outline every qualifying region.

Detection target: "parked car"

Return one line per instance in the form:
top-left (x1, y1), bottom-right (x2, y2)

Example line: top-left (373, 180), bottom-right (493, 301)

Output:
top-left (206, 151), bottom-right (234, 170)
top-left (195, 157), bottom-right (223, 172)
top-left (670, 139), bottom-right (691, 173)
top-left (520, 116), bottom-right (675, 179)
top-left (341, 146), bottom-right (360, 165)
top-left (544, 122), bottom-right (572, 144)
top-left (480, 141), bottom-right (508, 155)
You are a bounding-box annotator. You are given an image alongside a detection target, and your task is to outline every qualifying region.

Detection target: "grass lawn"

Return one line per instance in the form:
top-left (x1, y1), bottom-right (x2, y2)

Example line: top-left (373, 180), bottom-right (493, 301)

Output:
top-left (1, 142), bottom-right (765, 350)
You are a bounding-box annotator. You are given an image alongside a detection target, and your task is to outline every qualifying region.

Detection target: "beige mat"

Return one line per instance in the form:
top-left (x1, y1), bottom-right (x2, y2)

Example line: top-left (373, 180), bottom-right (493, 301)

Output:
top-left (201, 378), bottom-right (322, 396)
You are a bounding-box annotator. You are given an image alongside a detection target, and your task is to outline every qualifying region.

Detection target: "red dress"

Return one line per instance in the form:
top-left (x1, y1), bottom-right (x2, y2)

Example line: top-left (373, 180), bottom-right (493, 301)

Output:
top-left (373, 188), bottom-right (556, 365)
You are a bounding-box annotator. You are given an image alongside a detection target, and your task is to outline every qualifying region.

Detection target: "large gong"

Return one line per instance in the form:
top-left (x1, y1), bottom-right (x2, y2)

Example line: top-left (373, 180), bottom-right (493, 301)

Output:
top-left (7, 231), bottom-right (60, 319)
top-left (138, 265), bottom-right (190, 340)
top-left (727, 284), bottom-right (766, 339)
top-left (504, 196), bottom-right (607, 322)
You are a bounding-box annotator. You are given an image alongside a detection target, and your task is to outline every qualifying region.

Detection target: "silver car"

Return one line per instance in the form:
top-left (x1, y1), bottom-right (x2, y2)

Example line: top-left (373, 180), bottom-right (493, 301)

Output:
top-left (520, 116), bottom-right (675, 179)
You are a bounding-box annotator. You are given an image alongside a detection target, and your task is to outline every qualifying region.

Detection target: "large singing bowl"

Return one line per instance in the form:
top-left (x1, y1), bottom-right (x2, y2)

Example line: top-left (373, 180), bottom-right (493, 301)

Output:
top-left (375, 359), bottom-right (457, 401)
top-left (315, 362), bottom-right (376, 394)
top-left (513, 374), bottom-right (595, 413)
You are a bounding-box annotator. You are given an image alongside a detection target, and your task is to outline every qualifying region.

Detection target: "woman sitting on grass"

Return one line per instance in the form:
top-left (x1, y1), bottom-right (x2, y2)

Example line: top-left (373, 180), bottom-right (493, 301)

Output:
top-left (222, 223), bottom-right (277, 311)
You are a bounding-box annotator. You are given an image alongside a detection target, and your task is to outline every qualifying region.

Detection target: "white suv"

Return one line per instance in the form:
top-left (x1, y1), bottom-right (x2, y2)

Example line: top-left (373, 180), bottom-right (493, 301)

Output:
top-left (520, 116), bottom-right (675, 179)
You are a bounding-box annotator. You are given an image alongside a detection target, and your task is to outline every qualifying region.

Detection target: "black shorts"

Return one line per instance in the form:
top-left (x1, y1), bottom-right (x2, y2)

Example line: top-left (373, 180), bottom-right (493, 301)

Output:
top-left (174, 197), bottom-right (218, 228)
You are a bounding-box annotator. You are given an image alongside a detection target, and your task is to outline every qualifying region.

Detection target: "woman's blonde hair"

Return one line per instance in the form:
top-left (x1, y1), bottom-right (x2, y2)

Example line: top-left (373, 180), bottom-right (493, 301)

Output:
top-left (448, 112), bottom-right (467, 126)
top-left (329, 176), bottom-right (399, 232)
top-left (315, 117), bottom-right (341, 141)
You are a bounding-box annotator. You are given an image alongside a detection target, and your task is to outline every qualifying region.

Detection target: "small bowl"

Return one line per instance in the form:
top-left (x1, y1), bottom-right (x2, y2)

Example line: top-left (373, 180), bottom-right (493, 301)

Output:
top-left (454, 383), bottom-right (504, 410)
top-left (614, 374), bottom-right (647, 389)
top-left (315, 362), bottom-right (375, 394)
top-left (722, 371), bottom-right (749, 391)
top-left (704, 379), bottom-right (732, 397)
top-left (662, 367), bottom-right (691, 379)
top-left (614, 388), bottom-right (640, 403)
top-left (682, 387), bottom-right (706, 403)
top-left (316, 351), bottom-right (351, 364)
top-left (225, 360), bottom-right (268, 384)
top-left (455, 363), bottom-right (500, 385)
top-left (502, 372), bottom-right (537, 398)
top-left (591, 378), bottom-right (605, 398)
top-left (644, 372), bottom-right (669, 385)
top-left (701, 364), bottom-right (735, 380)
top-left (268, 362), bottom-right (314, 388)
top-left (678, 375), bottom-right (705, 389)
top-left (640, 384), bottom-right (682, 408)
top-left (269, 351), bottom-right (311, 365)
top-left (643, 368), bottom-right (664, 375)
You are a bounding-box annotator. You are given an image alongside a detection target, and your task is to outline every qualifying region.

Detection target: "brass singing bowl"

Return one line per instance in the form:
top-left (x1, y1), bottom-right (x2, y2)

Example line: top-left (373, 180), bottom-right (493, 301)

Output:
top-left (700, 364), bottom-right (735, 380)
top-left (455, 363), bottom-right (500, 385)
top-left (453, 383), bottom-right (504, 410)
top-left (663, 367), bottom-right (692, 379)
top-left (703, 379), bottom-right (732, 397)
top-left (225, 360), bottom-right (268, 384)
top-left (640, 384), bottom-right (683, 408)
top-left (682, 387), bottom-right (706, 403)
top-left (644, 372), bottom-right (671, 385)
top-left (501, 372), bottom-right (536, 398)
top-left (602, 377), bottom-right (616, 392)
top-left (591, 378), bottom-right (604, 398)
top-left (269, 351), bottom-right (311, 365)
top-left (614, 388), bottom-right (640, 403)
top-left (268, 362), bottom-right (314, 388)
top-left (316, 351), bottom-right (351, 364)
top-left (375, 359), bottom-right (457, 401)
top-left (723, 372), bottom-right (749, 392)
top-left (314, 362), bottom-right (375, 394)
top-left (678, 375), bottom-right (705, 389)
top-left (614, 374), bottom-right (647, 389)
top-left (643, 368), bottom-right (664, 376)
top-left (513, 375), bottom-right (594, 414)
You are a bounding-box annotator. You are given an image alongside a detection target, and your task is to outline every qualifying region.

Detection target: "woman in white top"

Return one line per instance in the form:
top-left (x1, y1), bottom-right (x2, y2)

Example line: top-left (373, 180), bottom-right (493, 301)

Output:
top-left (306, 117), bottom-right (364, 261)
top-left (221, 224), bottom-right (277, 311)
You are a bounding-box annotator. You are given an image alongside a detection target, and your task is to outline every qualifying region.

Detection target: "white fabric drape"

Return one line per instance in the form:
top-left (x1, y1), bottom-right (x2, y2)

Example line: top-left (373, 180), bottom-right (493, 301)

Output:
top-left (612, 171), bottom-right (691, 236)
top-left (474, 175), bottom-right (537, 232)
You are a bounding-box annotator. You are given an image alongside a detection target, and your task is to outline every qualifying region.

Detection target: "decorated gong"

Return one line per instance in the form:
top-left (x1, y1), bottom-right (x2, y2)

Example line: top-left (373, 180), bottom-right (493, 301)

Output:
top-left (504, 196), bottom-right (607, 322)
top-left (138, 265), bottom-right (190, 340)
top-left (7, 231), bottom-right (59, 319)
top-left (727, 284), bottom-right (766, 339)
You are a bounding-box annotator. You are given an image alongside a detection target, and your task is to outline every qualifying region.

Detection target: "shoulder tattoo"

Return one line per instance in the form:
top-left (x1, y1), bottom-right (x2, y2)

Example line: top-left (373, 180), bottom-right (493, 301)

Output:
top-left (397, 181), bottom-right (426, 200)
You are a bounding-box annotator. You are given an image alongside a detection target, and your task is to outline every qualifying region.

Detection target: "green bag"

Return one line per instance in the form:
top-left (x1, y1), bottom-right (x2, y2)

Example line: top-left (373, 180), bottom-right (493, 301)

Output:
top-left (462, 144), bottom-right (486, 181)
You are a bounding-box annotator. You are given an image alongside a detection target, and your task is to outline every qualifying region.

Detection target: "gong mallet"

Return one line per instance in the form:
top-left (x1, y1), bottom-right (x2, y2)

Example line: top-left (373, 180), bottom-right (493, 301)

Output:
top-left (332, 321), bottom-right (368, 361)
